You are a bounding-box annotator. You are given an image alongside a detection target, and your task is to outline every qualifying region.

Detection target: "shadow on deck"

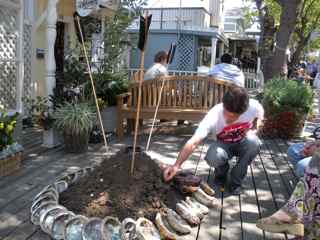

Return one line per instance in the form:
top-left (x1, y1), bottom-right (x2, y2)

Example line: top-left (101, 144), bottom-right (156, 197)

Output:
top-left (0, 125), bottom-right (298, 240)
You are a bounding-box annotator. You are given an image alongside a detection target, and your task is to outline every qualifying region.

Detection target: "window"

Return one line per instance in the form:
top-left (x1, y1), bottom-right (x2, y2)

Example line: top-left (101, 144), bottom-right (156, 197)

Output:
top-left (224, 23), bottom-right (236, 32)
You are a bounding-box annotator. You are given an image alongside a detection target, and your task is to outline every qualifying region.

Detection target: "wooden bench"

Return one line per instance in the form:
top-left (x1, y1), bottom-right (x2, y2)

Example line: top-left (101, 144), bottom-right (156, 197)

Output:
top-left (116, 75), bottom-right (234, 139)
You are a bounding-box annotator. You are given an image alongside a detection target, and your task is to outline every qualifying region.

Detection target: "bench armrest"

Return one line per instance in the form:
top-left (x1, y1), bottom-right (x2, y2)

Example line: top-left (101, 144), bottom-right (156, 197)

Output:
top-left (117, 92), bottom-right (132, 107)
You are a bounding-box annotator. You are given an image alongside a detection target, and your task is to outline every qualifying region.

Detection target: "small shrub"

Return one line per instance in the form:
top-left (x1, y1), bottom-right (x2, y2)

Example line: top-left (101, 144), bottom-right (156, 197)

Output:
top-left (262, 78), bottom-right (313, 138)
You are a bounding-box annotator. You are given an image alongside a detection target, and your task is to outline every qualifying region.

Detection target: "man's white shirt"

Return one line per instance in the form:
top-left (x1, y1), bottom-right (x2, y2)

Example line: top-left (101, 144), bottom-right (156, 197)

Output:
top-left (194, 99), bottom-right (264, 143)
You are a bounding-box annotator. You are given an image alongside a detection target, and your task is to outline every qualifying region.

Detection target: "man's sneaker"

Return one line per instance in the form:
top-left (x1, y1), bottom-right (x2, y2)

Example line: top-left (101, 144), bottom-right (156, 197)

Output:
top-left (213, 175), bottom-right (227, 187)
top-left (228, 184), bottom-right (241, 195)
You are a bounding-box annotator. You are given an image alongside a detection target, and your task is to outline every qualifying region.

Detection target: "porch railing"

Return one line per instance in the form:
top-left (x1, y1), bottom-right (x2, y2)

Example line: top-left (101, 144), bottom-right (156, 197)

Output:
top-left (127, 68), bottom-right (259, 89)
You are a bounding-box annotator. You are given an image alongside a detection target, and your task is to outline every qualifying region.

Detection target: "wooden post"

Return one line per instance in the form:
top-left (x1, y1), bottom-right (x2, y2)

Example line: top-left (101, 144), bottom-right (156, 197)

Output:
top-left (131, 13), bottom-right (149, 175)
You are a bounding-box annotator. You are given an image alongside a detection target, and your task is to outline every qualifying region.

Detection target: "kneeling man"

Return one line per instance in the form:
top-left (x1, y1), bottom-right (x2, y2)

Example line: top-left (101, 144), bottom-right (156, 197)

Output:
top-left (163, 87), bottom-right (264, 195)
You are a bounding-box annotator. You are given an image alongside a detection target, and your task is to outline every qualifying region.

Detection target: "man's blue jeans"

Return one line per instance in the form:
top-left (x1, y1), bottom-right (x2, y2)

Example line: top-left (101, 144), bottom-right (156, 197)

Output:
top-left (204, 134), bottom-right (261, 187)
top-left (287, 142), bottom-right (312, 178)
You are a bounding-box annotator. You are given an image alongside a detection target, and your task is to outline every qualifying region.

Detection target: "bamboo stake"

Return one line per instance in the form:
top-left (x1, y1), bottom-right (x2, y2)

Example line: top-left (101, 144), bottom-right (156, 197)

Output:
top-left (146, 43), bottom-right (175, 151)
top-left (76, 15), bottom-right (108, 154)
top-left (145, 77), bottom-right (166, 151)
top-left (131, 13), bottom-right (149, 175)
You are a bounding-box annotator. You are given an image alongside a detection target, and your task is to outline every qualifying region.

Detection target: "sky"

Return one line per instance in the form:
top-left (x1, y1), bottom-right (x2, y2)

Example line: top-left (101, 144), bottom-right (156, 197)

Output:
top-left (146, 0), bottom-right (246, 11)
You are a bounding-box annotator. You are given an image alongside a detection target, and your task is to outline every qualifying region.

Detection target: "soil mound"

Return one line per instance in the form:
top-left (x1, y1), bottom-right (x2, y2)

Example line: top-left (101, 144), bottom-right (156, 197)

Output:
top-left (60, 150), bottom-right (180, 221)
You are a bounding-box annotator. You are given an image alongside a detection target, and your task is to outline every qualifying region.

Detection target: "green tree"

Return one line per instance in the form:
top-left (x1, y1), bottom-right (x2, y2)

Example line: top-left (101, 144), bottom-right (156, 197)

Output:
top-left (245, 0), bottom-right (300, 78)
top-left (82, 0), bottom-right (146, 106)
top-left (289, 0), bottom-right (320, 67)
top-left (247, 0), bottom-right (320, 79)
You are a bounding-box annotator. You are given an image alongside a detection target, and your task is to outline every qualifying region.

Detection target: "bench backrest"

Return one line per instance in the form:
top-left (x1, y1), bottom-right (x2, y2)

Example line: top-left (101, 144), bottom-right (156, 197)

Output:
top-left (127, 76), bottom-right (234, 110)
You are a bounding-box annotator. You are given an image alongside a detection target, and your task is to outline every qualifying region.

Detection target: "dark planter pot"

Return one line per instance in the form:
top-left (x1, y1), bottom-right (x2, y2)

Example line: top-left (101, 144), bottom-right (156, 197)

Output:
top-left (101, 106), bottom-right (117, 133)
top-left (262, 110), bottom-right (306, 139)
top-left (63, 131), bottom-right (89, 153)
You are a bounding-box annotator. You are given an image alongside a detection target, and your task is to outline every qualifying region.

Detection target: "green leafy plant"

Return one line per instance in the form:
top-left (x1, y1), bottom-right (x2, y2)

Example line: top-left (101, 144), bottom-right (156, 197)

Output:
top-left (53, 102), bottom-right (96, 136)
top-left (0, 110), bottom-right (18, 151)
top-left (84, 71), bottom-right (129, 106)
top-left (63, 48), bottom-right (88, 88)
top-left (262, 78), bottom-right (313, 138)
top-left (263, 78), bottom-right (313, 115)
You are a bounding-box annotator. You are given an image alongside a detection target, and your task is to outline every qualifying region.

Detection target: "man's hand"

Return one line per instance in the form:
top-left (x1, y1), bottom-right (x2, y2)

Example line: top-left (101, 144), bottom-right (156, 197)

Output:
top-left (163, 135), bottom-right (202, 182)
top-left (163, 165), bottom-right (180, 182)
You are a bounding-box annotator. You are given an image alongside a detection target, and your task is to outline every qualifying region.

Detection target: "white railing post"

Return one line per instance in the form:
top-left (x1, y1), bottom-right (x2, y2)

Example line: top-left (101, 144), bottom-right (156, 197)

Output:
top-left (210, 38), bottom-right (217, 67)
top-left (43, 0), bottom-right (60, 148)
top-left (16, 0), bottom-right (24, 114)
top-left (45, 0), bottom-right (57, 101)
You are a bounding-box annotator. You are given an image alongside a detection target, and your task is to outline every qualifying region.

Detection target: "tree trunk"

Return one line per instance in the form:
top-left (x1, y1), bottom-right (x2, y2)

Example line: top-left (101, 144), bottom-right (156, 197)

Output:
top-left (290, 39), bottom-right (306, 68)
top-left (259, 10), bottom-right (276, 81)
top-left (255, 1), bottom-right (277, 81)
top-left (266, 0), bottom-right (301, 80)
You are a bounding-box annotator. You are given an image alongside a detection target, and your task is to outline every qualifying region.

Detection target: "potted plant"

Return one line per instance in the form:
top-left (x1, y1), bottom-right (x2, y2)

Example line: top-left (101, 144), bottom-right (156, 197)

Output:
top-left (0, 110), bottom-right (24, 176)
top-left (24, 95), bottom-right (61, 148)
top-left (84, 71), bottom-right (129, 133)
top-left (53, 102), bottom-right (96, 153)
top-left (262, 78), bottom-right (313, 139)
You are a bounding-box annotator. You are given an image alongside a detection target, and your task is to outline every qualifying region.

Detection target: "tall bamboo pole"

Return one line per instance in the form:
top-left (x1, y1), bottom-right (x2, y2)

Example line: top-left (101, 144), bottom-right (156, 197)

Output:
top-left (131, 12), bottom-right (149, 175)
top-left (145, 77), bottom-right (166, 151)
top-left (76, 15), bottom-right (108, 154)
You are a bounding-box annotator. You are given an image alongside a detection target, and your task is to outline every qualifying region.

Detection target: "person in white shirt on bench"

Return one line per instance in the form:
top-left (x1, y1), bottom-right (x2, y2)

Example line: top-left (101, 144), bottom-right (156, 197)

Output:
top-left (144, 51), bottom-right (168, 81)
top-left (209, 53), bottom-right (245, 87)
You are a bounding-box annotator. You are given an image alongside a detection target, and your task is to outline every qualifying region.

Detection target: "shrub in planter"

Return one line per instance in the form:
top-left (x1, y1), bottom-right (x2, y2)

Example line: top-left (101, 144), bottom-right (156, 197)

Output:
top-left (53, 103), bottom-right (96, 153)
top-left (0, 110), bottom-right (23, 176)
top-left (84, 71), bottom-right (129, 132)
top-left (262, 79), bottom-right (313, 139)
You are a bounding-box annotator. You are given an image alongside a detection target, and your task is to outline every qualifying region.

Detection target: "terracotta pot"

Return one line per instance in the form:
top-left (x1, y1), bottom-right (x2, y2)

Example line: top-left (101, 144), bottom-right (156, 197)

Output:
top-left (63, 131), bottom-right (89, 153)
top-left (262, 111), bottom-right (306, 139)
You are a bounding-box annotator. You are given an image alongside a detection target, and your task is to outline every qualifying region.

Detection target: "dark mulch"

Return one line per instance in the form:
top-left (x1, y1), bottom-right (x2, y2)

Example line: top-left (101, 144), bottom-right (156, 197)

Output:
top-left (60, 150), bottom-right (182, 221)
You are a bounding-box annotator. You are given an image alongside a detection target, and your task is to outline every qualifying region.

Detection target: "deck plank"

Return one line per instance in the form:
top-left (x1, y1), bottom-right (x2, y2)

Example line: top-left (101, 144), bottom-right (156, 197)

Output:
top-left (255, 149), bottom-right (286, 240)
top-left (264, 139), bottom-right (296, 194)
top-left (220, 159), bottom-right (242, 240)
top-left (240, 163), bottom-right (265, 240)
top-left (273, 138), bottom-right (299, 184)
top-left (26, 229), bottom-right (51, 240)
top-left (0, 126), bottom-right (298, 240)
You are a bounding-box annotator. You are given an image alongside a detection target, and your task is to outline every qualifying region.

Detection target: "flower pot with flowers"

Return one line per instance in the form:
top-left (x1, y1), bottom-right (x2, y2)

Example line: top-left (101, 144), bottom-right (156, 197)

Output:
top-left (0, 110), bottom-right (24, 176)
top-left (262, 78), bottom-right (313, 139)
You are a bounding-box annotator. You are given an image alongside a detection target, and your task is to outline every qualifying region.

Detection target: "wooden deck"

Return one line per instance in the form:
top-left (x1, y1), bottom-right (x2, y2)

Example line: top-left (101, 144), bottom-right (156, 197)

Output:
top-left (0, 124), bottom-right (300, 240)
